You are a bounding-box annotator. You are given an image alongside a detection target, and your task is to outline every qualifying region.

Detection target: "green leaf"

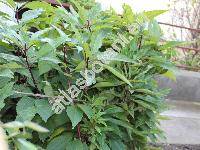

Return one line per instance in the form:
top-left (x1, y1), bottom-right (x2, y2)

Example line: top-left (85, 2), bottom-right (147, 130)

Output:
top-left (0, 82), bottom-right (14, 101)
top-left (105, 118), bottom-right (133, 130)
top-left (16, 97), bottom-right (37, 121)
top-left (47, 135), bottom-right (72, 150)
top-left (21, 8), bottom-right (43, 23)
top-left (0, 69), bottom-right (14, 78)
top-left (66, 105), bottom-right (83, 129)
top-left (148, 20), bottom-right (162, 42)
top-left (103, 64), bottom-right (132, 87)
top-left (25, 1), bottom-right (54, 13)
top-left (0, 53), bottom-right (22, 62)
top-left (90, 29), bottom-right (110, 53)
top-left (0, 62), bottom-right (22, 69)
top-left (77, 104), bottom-right (93, 119)
top-left (94, 82), bottom-right (116, 88)
top-left (67, 139), bottom-right (88, 150)
top-left (105, 106), bottom-right (124, 114)
top-left (3, 121), bottom-right (24, 129)
top-left (97, 49), bottom-right (137, 64)
top-left (35, 100), bottom-right (53, 122)
top-left (24, 121), bottom-right (49, 133)
top-left (16, 139), bottom-right (37, 150)
top-left (144, 10), bottom-right (167, 20)
top-left (109, 140), bottom-right (126, 150)
top-left (44, 81), bottom-right (54, 97)
top-left (122, 4), bottom-right (135, 24)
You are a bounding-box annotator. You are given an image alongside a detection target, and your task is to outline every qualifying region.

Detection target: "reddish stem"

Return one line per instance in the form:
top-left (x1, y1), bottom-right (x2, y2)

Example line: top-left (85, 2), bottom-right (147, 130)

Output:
top-left (77, 124), bottom-right (81, 140)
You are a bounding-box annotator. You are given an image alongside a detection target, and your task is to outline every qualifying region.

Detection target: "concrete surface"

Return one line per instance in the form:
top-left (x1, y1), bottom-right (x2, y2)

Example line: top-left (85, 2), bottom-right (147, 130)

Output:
top-left (160, 100), bottom-right (200, 144)
top-left (157, 70), bottom-right (200, 102)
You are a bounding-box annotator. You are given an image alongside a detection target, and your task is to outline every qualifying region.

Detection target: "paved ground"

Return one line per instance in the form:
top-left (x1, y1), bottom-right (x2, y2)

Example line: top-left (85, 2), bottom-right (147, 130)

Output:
top-left (159, 100), bottom-right (200, 145)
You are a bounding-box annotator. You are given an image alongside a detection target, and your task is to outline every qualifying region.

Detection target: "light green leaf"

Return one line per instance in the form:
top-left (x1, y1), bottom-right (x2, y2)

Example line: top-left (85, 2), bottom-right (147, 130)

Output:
top-left (0, 69), bottom-right (14, 78)
top-left (16, 139), bottom-right (37, 150)
top-left (25, 1), bottom-right (54, 13)
top-left (0, 53), bottom-right (22, 62)
top-left (148, 20), bottom-right (162, 42)
top-left (0, 62), bottom-right (22, 69)
top-left (24, 121), bottom-right (49, 133)
top-left (122, 4), bottom-right (135, 24)
top-left (0, 81), bottom-right (14, 98)
top-left (21, 8), bottom-right (43, 23)
top-left (66, 105), bottom-right (83, 129)
top-left (103, 64), bottom-right (132, 87)
top-left (144, 10), bottom-right (167, 20)
top-left (78, 104), bottom-right (94, 119)
top-left (3, 121), bottom-right (24, 129)
top-left (44, 82), bottom-right (54, 97)
top-left (90, 29), bottom-right (110, 53)
top-left (16, 97), bottom-right (37, 121)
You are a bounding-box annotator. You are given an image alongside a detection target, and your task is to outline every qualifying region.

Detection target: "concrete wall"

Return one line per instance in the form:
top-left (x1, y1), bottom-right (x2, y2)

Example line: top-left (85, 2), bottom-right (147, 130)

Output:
top-left (157, 70), bottom-right (200, 102)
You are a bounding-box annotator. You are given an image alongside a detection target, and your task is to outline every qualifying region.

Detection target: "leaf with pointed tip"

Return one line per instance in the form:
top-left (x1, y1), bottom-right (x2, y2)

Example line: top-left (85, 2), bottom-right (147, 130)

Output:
top-left (66, 105), bottom-right (83, 129)
top-left (35, 100), bottom-right (53, 122)
top-left (103, 64), bottom-right (132, 87)
top-left (16, 139), bottom-right (37, 150)
top-left (78, 104), bottom-right (94, 119)
top-left (24, 121), bottom-right (49, 133)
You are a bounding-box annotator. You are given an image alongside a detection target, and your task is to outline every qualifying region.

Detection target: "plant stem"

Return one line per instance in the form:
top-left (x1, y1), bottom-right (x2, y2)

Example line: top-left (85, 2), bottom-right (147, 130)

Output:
top-left (138, 35), bottom-right (143, 50)
top-left (77, 124), bottom-right (81, 140)
top-left (23, 44), bottom-right (40, 93)
top-left (14, 91), bottom-right (51, 98)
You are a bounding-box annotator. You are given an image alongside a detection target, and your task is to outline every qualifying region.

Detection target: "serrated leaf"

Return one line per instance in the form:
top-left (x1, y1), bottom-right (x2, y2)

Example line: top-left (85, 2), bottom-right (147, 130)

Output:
top-left (35, 100), bottom-right (53, 122)
top-left (78, 104), bottom-right (93, 119)
top-left (24, 121), bottom-right (49, 133)
top-left (16, 97), bottom-right (37, 121)
top-left (103, 64), bottom-right (132, 87)
top-left (66, 105), bottom-right (83, 129)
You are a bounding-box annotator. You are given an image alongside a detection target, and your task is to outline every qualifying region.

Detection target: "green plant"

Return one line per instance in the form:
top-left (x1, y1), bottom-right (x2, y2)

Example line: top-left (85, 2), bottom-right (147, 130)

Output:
top-left (0, 0), bottom-right (175, 149)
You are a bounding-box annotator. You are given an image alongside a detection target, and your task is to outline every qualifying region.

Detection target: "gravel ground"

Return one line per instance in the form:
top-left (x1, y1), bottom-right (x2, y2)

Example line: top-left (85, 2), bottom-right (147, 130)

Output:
top-left (150, 143), bottom-right (200, 150)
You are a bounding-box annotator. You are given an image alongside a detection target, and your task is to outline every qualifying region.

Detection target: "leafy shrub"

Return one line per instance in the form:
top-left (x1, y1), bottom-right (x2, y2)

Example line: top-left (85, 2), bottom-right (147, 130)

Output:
top-left (0, 0), bottom-right (174, 149)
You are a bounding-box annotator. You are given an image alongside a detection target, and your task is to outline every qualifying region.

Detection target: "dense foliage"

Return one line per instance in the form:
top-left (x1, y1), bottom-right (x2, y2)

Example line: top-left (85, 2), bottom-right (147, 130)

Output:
top-left (0, 0), bottom-right (175, 149)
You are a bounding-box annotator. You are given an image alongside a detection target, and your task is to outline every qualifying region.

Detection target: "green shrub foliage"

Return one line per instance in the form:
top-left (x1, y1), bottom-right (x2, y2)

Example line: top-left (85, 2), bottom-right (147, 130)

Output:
top-left (0, 0), bottom-right (175, 149)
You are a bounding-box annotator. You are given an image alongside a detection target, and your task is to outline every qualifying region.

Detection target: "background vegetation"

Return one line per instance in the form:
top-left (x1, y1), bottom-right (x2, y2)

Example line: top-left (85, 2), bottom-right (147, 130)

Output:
top-left (0, 0), bottom-right (175, 149)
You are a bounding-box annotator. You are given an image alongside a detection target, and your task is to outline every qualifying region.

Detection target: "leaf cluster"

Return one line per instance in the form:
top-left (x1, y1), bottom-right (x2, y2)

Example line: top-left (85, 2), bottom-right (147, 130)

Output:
top-left (0, 0), bottom-right (175, 149)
